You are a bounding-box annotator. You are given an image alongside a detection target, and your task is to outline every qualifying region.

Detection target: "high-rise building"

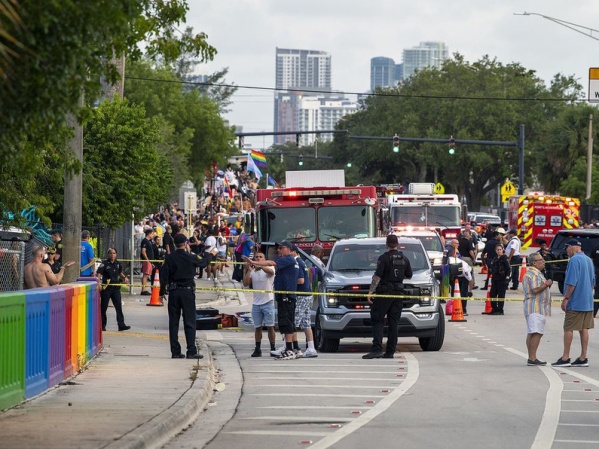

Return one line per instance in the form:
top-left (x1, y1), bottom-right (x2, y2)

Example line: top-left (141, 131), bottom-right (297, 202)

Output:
top-left (274, 48), bottom-right (333, 144)
top-left (370, 57), bottom-right (397, 91)
top-left (402, 41), bottom-right (448, 80)
top-left (296, 96), bottom-right (358, 146)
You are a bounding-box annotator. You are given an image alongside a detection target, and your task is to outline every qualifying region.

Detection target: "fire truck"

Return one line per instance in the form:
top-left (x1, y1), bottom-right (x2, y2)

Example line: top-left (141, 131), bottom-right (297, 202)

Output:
top-left (252, 186), bottom-right (379, 258)
top-left (386, 183), bottom-right (462, 241)
top-left (507, 193), bottom-right (580, 248)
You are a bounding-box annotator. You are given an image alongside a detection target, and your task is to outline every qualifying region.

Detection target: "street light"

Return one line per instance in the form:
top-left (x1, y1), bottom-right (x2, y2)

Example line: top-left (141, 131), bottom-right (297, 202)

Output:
top-left (514, 11), bottom-right (599, 41)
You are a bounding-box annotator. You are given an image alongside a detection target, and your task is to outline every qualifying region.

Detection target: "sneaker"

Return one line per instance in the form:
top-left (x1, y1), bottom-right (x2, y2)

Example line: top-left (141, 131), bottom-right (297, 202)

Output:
top-left (186, 353), bottom-right (204, 359)
top-left (251, 348), bottom-right (262, 357)
top-left (362, 351), bottom-right (384, 359)
top-left (275, 350), bottom-right (297, 360)
top-left (509, 287), bottom-right (518, 291)
top-left (527, 359), bottom-right (547, 366)
top-left (472, 286), bottom-right (479, 290)
top-left (293, 349), bottom-right (304, 358)
top-left (270, 346), bottom-right (285, 357)
top-left (481, 287), bottom-right (488, 291)
top-left (551, 357), bottom-right (571, 367)
top-left (382, 353), bottom-right (394, 359)
top-left (118, 325), bottom-right (131, 331)
top-left (140, 291), bottom-right (151, 296)
top-left (304, 349), bottom-right (318, 358)
top-left (571, 358), bottom-right (589, 367)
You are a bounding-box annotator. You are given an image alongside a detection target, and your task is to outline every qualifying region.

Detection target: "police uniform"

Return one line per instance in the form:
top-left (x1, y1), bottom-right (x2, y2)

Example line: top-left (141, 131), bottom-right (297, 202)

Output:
top-left (160, 234), bottom-right (212, 359)
top-left (367, 237), bottom-right (412, 358)
top-left (592, 248), bottom-right (599, 317)
top-left (97, 258), bottom-right (129, 331)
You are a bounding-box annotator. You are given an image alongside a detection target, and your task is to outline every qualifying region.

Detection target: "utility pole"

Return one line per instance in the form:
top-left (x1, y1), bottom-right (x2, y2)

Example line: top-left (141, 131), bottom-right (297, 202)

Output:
top-left (587, 114), bottom-right (594, 200)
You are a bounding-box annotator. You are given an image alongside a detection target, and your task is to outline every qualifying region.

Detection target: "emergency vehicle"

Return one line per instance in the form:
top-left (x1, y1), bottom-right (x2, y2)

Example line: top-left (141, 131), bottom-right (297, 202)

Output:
top-left (252, 186), bottom-right (379, 257)
top-left (507, 193), bottom-right (580, 249)
top-left (386, 183), bottom-right (462, 241)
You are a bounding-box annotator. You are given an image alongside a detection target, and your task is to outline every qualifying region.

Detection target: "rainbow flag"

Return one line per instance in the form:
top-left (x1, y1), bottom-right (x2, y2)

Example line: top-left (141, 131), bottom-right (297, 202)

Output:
top-left (250, 149), bottom-right (267, 168)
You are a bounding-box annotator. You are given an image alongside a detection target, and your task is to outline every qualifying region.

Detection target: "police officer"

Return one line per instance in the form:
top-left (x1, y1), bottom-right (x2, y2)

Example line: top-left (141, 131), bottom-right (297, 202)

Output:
top-left (160, 233), bottom-right (212, 359)
top-left (364, 234), bottom-right (413, 359)
top-left (96, 248), bottom-right (130, 332)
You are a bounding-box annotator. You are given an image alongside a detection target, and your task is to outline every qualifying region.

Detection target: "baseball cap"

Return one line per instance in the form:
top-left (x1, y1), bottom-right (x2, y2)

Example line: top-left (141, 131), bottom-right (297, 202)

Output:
top-left (565, 239), bottom-right (582, 247)
top-left (508, 228), bottom-right (517, 235)
top-left (496, 227), bottom-right (506, 234)
top-left (386, 234), bottom-right (399, 246)
top-left (291, 245), bottom-right (300, 253)
top-left (276, 241), bottom-right (293, 250)
top-left (174, 234), bottom-right (187, 245)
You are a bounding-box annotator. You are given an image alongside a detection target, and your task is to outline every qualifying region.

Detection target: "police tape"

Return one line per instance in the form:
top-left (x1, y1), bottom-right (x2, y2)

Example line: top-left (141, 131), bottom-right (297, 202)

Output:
top-left (116, 258), bottom-right (245, 265)
top-left (108, 283), bottom-right (594, 303)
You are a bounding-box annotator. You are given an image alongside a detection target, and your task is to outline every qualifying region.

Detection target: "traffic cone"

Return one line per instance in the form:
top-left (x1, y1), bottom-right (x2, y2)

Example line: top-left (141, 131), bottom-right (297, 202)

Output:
top-left (449, 278), bottom-right (467, 322)
top-left (519, 255), bottom-right (527, 282)
top-left (147, 271), bottom-right (164, 307)
top-left (482, 275), bottom-right (493, 314)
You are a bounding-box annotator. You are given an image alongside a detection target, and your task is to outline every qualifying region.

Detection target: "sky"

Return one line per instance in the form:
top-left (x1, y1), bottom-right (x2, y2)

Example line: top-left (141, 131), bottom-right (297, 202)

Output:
top-left (186, 0), bottom-right (599, 149)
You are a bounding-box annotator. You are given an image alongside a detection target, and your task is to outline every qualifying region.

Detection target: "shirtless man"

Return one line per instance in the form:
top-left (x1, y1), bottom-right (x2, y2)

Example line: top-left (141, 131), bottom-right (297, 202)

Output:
top-left (24, 246), bottom-right (75, 289)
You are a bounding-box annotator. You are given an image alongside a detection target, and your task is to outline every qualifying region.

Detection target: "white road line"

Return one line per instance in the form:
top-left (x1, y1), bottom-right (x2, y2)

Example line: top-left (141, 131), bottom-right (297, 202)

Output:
top-left (554, 439), bottom-right (599, 444)
top-left (254, 376), bottom-right (401, 381)
top-left (244, 370), bottom-right (402, 374)
top-left (563, 399), bottom-right (599, 402)
top-left (248, 363), bottom-right (404, 367)
top-left (225, 430), bottom-right (331, 437)
top-left (241, 416), bottom-right (354, 422)
top-left (561, 410), bottom-right (599, 413)
top-left (555, 369), bottom-right (599, 388)
top-left (308, 352), bottom-right (419, 449)
top-left (257, 406), bottom-right (371, 410)
top-left (504, 347), bottom-right (563, 449)
top-left (560, 423), bottom-right (599, 427)
top-left (255, 384), bottom-right (401, 389)
top-left (251, 393), bottom-right (387, 398)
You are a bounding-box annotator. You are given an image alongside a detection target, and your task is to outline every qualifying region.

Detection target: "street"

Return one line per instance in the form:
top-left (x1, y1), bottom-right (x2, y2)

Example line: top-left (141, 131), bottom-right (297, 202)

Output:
top-left (162, 283), bottom-right (599, 449)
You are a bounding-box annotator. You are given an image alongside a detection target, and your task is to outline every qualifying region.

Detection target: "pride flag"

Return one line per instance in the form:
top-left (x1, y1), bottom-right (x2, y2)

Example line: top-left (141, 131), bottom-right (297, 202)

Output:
top-left (267, 174), bottom-right (280, 188)
top-left (250, 149), bottom-right (267, 168)
top-left (247, 153), bottom-right (263, 180)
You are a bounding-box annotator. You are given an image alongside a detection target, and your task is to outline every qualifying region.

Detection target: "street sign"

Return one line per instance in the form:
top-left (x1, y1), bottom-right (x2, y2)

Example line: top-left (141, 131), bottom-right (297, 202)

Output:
top-left (501, 180), bottom-right (515, 203)
top-left (434, 182), bottom-right (445, 194)
top-left (589, 68), bottom-right (599, 104)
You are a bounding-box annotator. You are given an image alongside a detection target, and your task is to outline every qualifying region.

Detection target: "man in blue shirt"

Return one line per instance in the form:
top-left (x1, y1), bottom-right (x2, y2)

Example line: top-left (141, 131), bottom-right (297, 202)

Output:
top-left (243, 240), bottom-right (298, 360)
top-left (80, 230), bottom-right (96, 277)
top-left (552, 239), bottom-right (595, 367)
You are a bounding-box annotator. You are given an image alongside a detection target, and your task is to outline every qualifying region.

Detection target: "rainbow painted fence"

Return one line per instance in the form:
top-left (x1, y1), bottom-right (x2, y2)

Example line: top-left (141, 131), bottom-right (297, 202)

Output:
top-left (0, 280), bottom-right (101, 410)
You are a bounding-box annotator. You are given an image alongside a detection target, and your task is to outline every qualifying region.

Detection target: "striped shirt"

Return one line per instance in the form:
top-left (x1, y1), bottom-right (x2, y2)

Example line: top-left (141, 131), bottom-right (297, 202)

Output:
top-left (522, 266), bottom-right (551, 316)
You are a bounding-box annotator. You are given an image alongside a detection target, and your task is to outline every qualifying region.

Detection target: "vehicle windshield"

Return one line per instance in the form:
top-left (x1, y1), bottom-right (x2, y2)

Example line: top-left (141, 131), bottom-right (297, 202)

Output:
top-left (318, 206), bottom-right (377, 241)
top-left (411, 235), bottom-right (444, 252)
top-left (328, 242), bottom-right (429, 272)
top-left (551, 234), bottom-right (599, 253)
top-left (391, 205), bottom-right (460, 227)
top-left (258, 208), bottom-right (316, 242)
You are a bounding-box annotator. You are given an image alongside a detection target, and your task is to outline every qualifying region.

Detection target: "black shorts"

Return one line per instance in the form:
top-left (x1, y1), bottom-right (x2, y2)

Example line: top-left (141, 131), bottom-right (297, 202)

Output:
top-left (276, 294), bottom-right (296, 334)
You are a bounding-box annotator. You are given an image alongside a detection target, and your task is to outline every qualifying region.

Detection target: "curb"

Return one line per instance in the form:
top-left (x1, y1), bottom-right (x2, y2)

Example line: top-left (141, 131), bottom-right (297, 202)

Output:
top-left (104, 342), bottom-right (216, 449)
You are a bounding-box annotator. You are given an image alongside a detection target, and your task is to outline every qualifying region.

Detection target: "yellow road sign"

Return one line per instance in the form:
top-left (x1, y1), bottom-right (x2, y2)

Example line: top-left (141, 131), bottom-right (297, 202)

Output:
top-left (434, 182), bottom-right (445, 194)
top-left (501, 181), bottom-right (515, 196)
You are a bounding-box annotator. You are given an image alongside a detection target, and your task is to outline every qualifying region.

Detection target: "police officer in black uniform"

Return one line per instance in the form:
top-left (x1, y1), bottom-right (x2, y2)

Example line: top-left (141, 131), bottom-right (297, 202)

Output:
top-left (592, 247), bottom-right (599, 317)
top-left (96, 248), bottom-right (130, 332)
top-left (364, 234), bottom-right (413, 359)
top-left (160, 233), bottom-right (212, 359)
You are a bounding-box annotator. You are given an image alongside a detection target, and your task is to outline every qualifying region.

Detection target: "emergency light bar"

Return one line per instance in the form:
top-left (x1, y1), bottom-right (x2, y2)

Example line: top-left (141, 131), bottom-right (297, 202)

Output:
top-left (271, 189), bottom-right (361, 198)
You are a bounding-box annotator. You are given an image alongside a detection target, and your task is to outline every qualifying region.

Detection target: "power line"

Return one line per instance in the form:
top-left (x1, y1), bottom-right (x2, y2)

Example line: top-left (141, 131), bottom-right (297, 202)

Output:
top-left (125, 75), bottom-right (586, 103)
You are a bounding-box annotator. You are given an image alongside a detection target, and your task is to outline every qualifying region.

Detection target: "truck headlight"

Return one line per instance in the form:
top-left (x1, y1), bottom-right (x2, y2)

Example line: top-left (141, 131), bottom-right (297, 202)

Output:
top-left (325, 292), bottom-right (339, 308)
top-left (420, 287), bottom-right (432, 305)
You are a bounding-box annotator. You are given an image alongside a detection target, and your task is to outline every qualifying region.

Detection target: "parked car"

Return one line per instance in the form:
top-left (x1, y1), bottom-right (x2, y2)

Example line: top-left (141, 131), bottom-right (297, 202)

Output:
top-left (315, 237), bottom-right (444, 353)
top-left (393, 230), bottom-right (444, 279)
top-left (548, 229), bottom-right (599, 293)
top-left (467, 212), bottom-right (502, 226)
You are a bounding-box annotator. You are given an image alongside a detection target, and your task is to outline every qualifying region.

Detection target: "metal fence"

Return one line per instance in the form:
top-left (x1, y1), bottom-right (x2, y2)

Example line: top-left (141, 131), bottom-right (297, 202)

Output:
top-left (0, 239), bottom-right (25, 292)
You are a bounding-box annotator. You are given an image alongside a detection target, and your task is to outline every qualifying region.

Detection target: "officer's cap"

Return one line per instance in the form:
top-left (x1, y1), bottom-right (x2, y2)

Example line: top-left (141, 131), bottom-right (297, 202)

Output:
top-left (174, 234), bottom-right (187, 245)
top-left (276, 241), bottom-right (293, 250)
top-left (565, 239), bottom-right (582, 248)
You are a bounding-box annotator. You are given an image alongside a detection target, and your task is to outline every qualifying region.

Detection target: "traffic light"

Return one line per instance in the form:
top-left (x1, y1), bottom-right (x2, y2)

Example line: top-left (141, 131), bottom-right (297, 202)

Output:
top-left (298, 154), bottom-right (303, 166)
top-left (449, 135), bottom-right (456, 155)
top-left (392, 134), bottom-right (400, 153)
top-left (347, 162), bottom-right (352, 168)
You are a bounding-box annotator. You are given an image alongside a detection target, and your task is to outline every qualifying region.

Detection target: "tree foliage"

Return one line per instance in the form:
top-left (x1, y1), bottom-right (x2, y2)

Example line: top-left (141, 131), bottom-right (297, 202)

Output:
top-left (332, 54), bottom-right (584, 210)
top-left (0, 0), bottom-right (215, 222)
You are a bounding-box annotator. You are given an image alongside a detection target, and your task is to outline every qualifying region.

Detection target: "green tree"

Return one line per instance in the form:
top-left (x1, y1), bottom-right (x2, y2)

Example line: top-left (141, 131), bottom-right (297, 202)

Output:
top-left (81, 97), bottom-right (172, 229)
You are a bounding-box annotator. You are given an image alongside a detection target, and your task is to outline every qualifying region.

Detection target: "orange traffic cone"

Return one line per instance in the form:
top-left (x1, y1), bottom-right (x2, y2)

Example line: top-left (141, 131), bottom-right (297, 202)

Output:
top-left (449, 278), bottom-right (467, 322)
top-left (147, 271), bottom-right (164, 307)
top-left (482, 275), bottom-right (493, 314)
top-left (519, 255), bottom-right (527, 282)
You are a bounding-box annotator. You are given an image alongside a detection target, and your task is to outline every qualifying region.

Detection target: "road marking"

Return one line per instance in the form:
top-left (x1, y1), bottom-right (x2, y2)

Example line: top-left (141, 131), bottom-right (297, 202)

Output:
top-left (308, 352), bottom-right (419, 449)
top-left (241, 416), bottom-right (354, 422)
top-left (225, 430), bottom-right (331, 437)
top-left (258, 406), bottom-right (371, 410)
top-left (554, 369), bottom-right (599, 388)
top-left (250, 393), bottom-right (387, 398)
top-left (554, 439), bottom-right (599, 444)
top-left (244, 370), bottom-right (402, 374)
top-left (256, 384), bottom-right (401, 389)
top-left (561, 410), bottom-right (599, 413)
top-left (504, 347), bottom-right (563, 449)
top-left (254, 377), bottom-right (401, 381)
top-left (560, 423), bottom-right (599, 427)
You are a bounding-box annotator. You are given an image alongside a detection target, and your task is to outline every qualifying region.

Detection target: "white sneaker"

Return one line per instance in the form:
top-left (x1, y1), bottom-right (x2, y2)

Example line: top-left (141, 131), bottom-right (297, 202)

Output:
top-left (270, 346), bottom-right (285, 357)
top-left (293, 349), bottom-right (304, 358)
top-left (275, 349), bottom-right (297, 360)
top-left (304, 349), bottom-right (318, 358)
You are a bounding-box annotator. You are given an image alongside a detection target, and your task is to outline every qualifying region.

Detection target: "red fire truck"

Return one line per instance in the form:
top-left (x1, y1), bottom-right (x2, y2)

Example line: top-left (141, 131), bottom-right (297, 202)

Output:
top-left (507, 193), bottom-right (580, 248)
top-left (252, 186), bottom-right (379, 257)
top-left (386, 183), bottom-right (462, 241)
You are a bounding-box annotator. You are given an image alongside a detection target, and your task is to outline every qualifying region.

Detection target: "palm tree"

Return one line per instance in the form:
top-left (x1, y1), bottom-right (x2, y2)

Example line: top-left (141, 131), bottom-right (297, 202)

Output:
top-left (0, 0), bottom-right (24, 79)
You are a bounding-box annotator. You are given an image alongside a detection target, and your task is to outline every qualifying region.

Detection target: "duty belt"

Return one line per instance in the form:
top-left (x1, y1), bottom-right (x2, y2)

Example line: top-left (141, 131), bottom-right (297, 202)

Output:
top-left (169, 284), bottom-right (195, 290)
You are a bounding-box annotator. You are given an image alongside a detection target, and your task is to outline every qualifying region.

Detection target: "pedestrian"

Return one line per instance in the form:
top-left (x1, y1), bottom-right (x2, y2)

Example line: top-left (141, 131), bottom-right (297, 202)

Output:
top-left (311, 244), bottom-right (326, 270)
top-left (50, 229), bottom-right (63, 262)
top-left (481, 231), bottom-right (501, 290)
top-left (160, 233), bottom-right (212, 359)
top-left (80, 230), bottom-right (96, 277)
top-left (489, 244), bottom-right (511, 315)
top-left (96, 248), bottom-right (131, 332)
top-left (24, 246), bottom-right (75, 289)
top-left (140, 227), bottom-right (155, 295)
top-left (447, 240), bottom-right (472, 316)
top-left (290, 245), bottom-right (318, 358)
top-left (243, 240), bottom-right (299, 360)
top-left (536, 238), bottom-right (554, 280)
top-left (590, 242), bottom-right (599, 318)
top-left (363, 234), bottom-right (412, 359)
top-left (203, 227), bottom-right (218, 280)
top-left (458, 230), bottom-right (476, 294)
top-left (233, 233), bottom-right (254, 282)
top-left (163, 224), bottom-right (175, 255)
top-left (505, 229), bottom-right (522, 290)
top-left (243, 252), bottom-right (276, 357)
top-left (44, 247), bottom-right (62, 274)
top-left (522, 254), bottom-right (552, 366)
top-left (552, 239), bottom-right (595, 367)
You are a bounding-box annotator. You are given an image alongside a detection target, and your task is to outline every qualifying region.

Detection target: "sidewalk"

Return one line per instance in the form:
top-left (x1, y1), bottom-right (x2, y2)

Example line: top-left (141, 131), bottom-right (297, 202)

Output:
top-left (0, 274), bottom-right (242, 449)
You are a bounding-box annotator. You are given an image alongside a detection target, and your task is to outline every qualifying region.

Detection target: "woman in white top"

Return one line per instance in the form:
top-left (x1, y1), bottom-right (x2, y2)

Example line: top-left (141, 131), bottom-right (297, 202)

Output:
top-left (204, 229), bottom-right (217, 280)
top-left (216, 232), bottom-right (228, 276)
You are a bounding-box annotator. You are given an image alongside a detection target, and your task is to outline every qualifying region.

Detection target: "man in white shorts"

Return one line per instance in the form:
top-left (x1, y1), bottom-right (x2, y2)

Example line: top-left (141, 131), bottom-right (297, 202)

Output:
top-left (522, 254), bottom-right (553, 366)
top-left (243, 252), bottom-right (276, 357)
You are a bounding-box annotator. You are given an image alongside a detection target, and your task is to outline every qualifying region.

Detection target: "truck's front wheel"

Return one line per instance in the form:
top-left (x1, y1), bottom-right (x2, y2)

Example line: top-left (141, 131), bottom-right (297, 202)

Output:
top-left (419, 306), bottom-right (445, 351)
top-left (315, 312), bottom-right (340, 353)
